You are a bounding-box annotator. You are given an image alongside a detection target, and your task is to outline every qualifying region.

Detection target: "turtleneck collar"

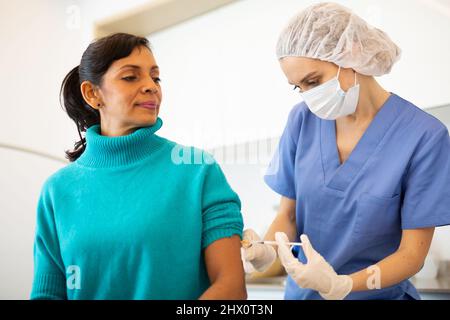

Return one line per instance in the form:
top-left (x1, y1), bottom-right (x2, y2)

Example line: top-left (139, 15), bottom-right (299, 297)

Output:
top-left (76, 117), bottom-right (165, 168)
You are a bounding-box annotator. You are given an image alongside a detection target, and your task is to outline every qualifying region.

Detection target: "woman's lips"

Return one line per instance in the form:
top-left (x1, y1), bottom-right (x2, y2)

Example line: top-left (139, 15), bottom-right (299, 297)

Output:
top-left (137, 102), bottom-right (158, 110)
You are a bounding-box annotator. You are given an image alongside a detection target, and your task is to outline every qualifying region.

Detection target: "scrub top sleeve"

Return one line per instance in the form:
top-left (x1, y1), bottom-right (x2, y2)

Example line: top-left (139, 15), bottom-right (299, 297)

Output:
top-left (264, 105), bottom-right (302, 200)
top-left (401, 128), bottom-right (450, 229)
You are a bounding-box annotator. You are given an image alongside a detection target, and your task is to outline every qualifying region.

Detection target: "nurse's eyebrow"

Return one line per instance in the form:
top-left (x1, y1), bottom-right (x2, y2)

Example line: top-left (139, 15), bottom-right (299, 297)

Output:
top-left (299, 71), bottom-right (319, 84)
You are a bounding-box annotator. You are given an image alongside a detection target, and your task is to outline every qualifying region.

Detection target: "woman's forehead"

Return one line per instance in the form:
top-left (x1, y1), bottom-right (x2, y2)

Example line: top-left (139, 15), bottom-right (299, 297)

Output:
top-left (281, 56), bottom-right (331, 70)
top-left (280, 57), bottom-right (335, 81)
top-left (110, 47), bottom-right (158, 72)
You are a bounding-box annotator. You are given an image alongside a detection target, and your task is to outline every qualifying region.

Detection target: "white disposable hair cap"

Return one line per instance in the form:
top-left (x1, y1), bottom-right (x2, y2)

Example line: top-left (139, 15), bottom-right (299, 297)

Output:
top-left (276, 2), bottom-right (401, 76)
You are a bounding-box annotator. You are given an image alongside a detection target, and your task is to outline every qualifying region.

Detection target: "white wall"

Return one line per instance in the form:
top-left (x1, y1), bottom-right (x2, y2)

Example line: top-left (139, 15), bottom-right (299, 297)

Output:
top-left (0, 0), bottom-right (449, 299)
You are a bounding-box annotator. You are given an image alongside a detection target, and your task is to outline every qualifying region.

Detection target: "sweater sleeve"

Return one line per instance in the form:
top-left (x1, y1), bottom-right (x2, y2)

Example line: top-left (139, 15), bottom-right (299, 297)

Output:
top-left (201, 157), bottom-right (244, 249)
top-left (30, 180), bottom-right (67, 300)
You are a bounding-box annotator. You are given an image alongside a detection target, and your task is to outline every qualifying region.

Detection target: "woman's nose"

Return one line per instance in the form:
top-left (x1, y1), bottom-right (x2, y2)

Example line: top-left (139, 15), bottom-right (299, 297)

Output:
top-left (144, 86), bottom-right (158, 94)
top-left (142, 78), bottom-right (159, 94)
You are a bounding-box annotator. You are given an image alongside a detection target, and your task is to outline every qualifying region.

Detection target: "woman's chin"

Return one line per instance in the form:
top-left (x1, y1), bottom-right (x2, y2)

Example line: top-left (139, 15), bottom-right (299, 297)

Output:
top-left (132, 107), bottom-right (160, 125)
top-left (138, 114), bottom-right (159, 126)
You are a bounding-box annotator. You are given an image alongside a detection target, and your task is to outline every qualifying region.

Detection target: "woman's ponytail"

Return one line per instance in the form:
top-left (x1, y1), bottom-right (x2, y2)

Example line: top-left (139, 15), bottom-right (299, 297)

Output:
top-left (60, 65), bottom-right (100, 162)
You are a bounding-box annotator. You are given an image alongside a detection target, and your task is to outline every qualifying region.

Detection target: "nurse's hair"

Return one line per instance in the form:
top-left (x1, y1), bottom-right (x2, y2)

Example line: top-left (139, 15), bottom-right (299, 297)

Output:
top-left (60, 33), bottom-right (151, 162)
top-left (276, 2), bottom-right (401, 76)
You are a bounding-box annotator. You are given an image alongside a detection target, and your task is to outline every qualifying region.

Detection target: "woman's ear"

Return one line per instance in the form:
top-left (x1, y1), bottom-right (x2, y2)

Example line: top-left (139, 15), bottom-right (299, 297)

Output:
top-left (80, 81), bottom-right (102, 110)
top-left (339, 67), bottom-right (358, 91)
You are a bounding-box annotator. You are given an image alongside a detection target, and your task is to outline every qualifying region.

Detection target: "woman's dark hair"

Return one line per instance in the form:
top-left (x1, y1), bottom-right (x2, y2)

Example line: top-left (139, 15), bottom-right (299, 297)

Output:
top-left (60, 33), bottom-right (151, 162)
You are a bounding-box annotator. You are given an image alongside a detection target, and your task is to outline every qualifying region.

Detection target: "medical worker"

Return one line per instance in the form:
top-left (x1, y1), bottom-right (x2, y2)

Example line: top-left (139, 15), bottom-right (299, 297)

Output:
top-left (242, 2), bottom-right (450, 300)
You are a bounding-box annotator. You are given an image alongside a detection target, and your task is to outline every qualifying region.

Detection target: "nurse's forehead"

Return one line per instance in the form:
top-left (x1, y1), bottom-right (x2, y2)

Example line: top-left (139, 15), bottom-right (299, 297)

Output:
top-left (280, 60), bottom-right (317, 84)
top-left (280, 57), bottom-right (331, 84)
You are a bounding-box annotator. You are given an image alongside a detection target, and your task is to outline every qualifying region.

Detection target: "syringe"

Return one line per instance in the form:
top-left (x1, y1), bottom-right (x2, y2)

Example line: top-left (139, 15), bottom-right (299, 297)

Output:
top-left (241, 240), bottom-right (303, 248)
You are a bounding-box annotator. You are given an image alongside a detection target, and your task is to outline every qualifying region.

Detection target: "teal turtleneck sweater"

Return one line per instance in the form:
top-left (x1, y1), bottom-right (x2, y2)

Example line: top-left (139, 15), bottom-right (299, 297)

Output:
top-left (30, 118), bottom-right (243, 299)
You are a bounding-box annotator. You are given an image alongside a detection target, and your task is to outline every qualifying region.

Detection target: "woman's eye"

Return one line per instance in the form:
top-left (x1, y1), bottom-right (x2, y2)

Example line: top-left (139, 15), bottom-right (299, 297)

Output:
top-left (293, 85), bottom-right (305, 93)
top-left (122, 75), bottom-right (161, 83)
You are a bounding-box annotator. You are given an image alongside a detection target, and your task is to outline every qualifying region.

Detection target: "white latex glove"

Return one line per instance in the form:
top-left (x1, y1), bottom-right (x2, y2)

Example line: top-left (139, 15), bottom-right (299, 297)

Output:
top-left (275, 232), bottom-right (353, 300)
top-left (240, 229), bottom-right (277, 273)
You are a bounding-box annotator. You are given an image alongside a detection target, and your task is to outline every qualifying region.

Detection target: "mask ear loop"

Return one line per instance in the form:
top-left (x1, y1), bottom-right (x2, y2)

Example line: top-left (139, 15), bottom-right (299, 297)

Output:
top-left (337, 67), bottom-right (358, 86)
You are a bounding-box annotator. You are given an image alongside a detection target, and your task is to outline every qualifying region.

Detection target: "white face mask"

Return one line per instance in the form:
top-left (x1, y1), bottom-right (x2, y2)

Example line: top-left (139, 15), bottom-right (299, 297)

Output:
top-left (300, 67), bottom-right (360, 120)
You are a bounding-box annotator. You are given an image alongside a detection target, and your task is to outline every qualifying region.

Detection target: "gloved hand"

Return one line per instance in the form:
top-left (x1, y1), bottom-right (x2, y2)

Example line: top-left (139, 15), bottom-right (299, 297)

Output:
top-left (275, 232), bottom-right (353, 300)
top-left (240, 229), bottom-right (277, 273)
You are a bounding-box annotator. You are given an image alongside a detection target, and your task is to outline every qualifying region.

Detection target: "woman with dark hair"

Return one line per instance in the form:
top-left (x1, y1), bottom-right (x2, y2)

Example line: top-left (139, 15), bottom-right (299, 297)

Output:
top-left (30, 33), bottom-right (246, 300)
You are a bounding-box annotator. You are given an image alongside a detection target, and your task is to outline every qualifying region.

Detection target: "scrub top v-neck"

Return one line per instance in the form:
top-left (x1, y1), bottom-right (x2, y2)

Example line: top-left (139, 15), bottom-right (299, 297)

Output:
top-left (264, 93), bottom-right (450, 300)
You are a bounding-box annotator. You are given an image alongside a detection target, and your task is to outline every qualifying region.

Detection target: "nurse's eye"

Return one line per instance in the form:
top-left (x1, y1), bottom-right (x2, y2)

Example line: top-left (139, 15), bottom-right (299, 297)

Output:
top-left (153, 77), bottom-right (161, 84)
top-left (122, 76), bottom-right (137, 81)
top-left (293, 85), bottom-right (306, 94)
top-left (304, 78), bottom-right (319, 89)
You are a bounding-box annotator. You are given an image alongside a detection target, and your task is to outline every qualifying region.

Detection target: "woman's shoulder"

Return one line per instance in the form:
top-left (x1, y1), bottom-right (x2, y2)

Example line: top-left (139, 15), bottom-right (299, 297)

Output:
top-left (394, 94), bottom-right (448, 137)
top-left (287, 101), bottom-right (311, 123)
top-left (281, 101), bottom-right (315, 144)
top-left (39, 162), bottom-right (80, 197)
top-left (158, 136), bottom-right (217, 167)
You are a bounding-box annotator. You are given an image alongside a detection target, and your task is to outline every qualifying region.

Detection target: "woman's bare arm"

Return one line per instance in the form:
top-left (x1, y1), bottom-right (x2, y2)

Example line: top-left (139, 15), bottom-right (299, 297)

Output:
top-left (349, 227), bottom-right (435, 291)
top-left (199, 235), bottom-right (247, 300)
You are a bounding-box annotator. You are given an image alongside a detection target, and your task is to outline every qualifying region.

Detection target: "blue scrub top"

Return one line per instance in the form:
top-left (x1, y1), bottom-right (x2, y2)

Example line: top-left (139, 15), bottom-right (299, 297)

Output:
top-left (264, 93), bottom-right (450, 300)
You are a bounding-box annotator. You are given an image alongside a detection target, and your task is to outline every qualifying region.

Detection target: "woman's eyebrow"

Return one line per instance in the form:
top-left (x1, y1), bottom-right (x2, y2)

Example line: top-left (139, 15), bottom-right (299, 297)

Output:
top-left (299, 71), bottom-right (319, 84)
top-left (117, 64), bottom-right (159, 72)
